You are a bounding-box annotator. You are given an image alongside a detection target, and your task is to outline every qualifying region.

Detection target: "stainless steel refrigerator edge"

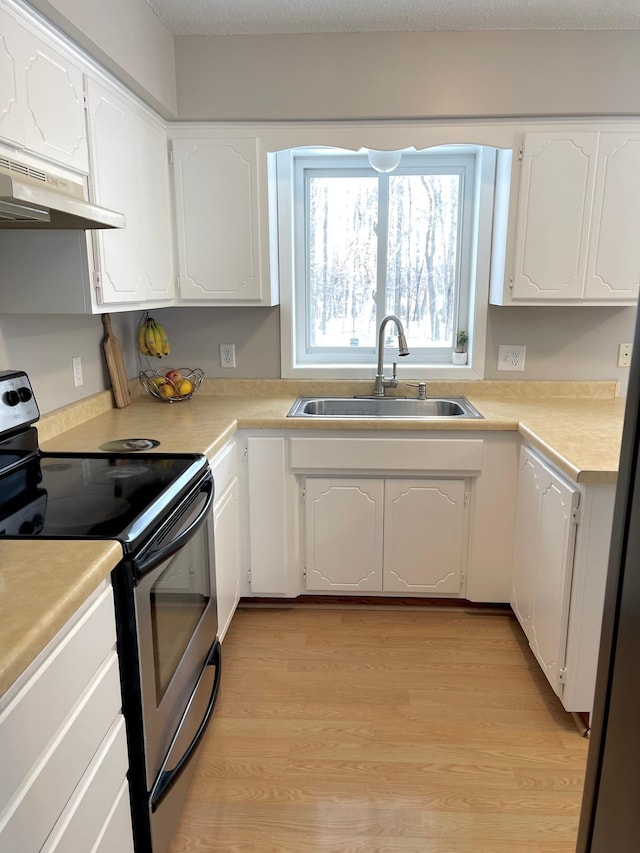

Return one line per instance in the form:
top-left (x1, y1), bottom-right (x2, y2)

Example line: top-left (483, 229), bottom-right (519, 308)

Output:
top-left (577, 301), bottom-right (640, 852)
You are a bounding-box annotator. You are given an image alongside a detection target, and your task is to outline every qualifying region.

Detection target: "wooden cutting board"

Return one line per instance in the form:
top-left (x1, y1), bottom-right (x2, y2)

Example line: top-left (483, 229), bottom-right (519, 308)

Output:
top-left (101, 313), bottom-right (131, 408)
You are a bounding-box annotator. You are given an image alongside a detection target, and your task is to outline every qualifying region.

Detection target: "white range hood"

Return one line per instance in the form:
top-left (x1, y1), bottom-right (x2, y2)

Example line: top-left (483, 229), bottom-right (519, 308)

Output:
top-left (0, 155), bottom-right (125, 230)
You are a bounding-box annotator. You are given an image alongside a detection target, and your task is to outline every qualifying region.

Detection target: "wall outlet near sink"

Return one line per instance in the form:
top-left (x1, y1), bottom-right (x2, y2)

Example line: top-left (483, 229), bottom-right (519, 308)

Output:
top-left (618, 343), bottom-right (633, 368)
top-left (219, 344), bottom-right (236, 368)
top-left (497, 345), bottom-right (526, 372)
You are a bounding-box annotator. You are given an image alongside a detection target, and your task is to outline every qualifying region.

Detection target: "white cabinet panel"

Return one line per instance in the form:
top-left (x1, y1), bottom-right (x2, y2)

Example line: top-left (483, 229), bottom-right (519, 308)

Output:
top-left (383, 479), bottom-right (466, 594)
top-left (529, 472), bottom-right (578, 688)
top-left (93, 781), bottom-right (135, 853)
top-left (302, 476), bottom-right (468, 597)
top-left (304, 478), bottom-right (384, 592)
top-left (0, 8), bottom-right (24, 146)
top-left (246, 436), bottom-right (295, 595)
top-left (510, 451), bottom-right (540, 634)
top-left (0, 580), bottom-right (131, 853)
top-left (22, 35), bottom-right (87, 171)
top-left (0, 653), bottom-right (122, 853)
top-left (511, 133), bottom-right (597, 301)
top-left (511, 446), bottom-right (581, 703)
top-left (42, 716), bottom-right (129, 853)
top-left (212, 441), bottom-right (243, 641)
top-left (0, 582), bottom-right (116, 804)
top-left (584, 133), bottom-right (640, 301)
top-left (495, 130), bottom-right (640, 306)
top-left (0, 4), bottom-right (88, 171)
top-left (170, 132), bottom-right (277, 305)
top-left (86, 76), bottom-right (175, 308)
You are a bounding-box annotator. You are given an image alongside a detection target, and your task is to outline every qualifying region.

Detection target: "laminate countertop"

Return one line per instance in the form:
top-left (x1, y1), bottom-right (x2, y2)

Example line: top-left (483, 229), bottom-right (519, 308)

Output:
top-left (1, 379), bottom-right (627, 698)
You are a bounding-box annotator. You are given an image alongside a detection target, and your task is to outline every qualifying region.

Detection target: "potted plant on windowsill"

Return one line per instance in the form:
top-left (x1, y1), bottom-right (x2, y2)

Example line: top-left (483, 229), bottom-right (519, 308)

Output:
top-left (452, 331), bottom-right (468, 365)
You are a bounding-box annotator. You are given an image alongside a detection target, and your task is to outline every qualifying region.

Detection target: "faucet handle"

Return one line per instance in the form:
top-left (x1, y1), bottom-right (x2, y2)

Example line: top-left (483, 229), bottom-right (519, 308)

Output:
top-left (392, 362), bottom-right (397, 379)
top-left (408, 382), bottom-right (427, 400)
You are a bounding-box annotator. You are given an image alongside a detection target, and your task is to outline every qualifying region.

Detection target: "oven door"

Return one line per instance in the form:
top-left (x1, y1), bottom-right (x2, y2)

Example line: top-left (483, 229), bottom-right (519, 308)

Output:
top-left (131, 472), bottom-right (221, 851)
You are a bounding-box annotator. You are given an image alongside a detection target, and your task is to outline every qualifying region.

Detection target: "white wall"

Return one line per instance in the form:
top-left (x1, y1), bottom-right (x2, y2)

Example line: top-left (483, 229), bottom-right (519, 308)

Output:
top-left (148, 304), bottom-right (636, 395)
top-left (174, 30), bottom-right (640, 121)
top-left (24, 0), bottom-right (177, 116)
top-left (0, 312), bottom-right (136, 413)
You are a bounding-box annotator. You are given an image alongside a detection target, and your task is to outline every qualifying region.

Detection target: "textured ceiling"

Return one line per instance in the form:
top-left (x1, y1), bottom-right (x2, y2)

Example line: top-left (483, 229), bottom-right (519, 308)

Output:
top-left (144, 0), bottom-right (640, 35)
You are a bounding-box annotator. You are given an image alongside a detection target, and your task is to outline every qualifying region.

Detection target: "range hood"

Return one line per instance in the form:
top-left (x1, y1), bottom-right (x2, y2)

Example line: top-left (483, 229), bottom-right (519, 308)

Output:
top-left (0, 156), bottom-right (125, 229)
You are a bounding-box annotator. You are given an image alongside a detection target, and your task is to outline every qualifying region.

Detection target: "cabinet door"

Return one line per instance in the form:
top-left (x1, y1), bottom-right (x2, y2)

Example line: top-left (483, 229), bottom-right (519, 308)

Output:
top-left (246, 436), bottom-right (295, 595)
top-left (0, 8), bottom-right (25, 147)
top-left (584, 133), bottom-right (640, 302)
top-left (304, 478), bottom-right (383, 592)
top-left (21, 30), bottom-right (88, 172)
top-left (171, 136), bottom-right (271, 304)
top-left (510, 449), bottom-right (541, 638)
top-left (529, 461), bottom-right (579, 694)
top-left (511, 447), bottom-right (579, 698)
top-left (383, 479), bottom-right (466, 594)
top-left (511, 133), bottom-right (597, 301)
top-left (86, 77), bottom-right (175, 307)
top-left (214, 476), bottom-right (241, 641)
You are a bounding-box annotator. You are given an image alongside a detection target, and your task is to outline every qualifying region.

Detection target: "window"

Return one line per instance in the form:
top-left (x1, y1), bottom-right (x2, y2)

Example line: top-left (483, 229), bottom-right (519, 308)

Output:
top-left (275, 145), bottom-right (497, 378)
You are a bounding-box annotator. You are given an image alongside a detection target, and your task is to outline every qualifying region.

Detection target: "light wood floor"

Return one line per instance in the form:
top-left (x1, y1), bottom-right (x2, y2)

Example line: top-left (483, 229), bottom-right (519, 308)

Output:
top-left (169, 606), bottom-right (589, 852)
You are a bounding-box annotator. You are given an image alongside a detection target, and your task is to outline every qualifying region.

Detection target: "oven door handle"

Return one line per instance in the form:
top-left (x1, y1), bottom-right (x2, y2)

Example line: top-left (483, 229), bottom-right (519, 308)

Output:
top-left (150, 638), bottom-right (222, 812)
top-left (138, 476), bottom-right (214, 574)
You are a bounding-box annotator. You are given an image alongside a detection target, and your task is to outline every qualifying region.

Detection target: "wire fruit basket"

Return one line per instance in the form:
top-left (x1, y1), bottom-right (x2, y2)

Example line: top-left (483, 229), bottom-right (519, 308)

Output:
top-left (139, 368), bottom-right (204, 402)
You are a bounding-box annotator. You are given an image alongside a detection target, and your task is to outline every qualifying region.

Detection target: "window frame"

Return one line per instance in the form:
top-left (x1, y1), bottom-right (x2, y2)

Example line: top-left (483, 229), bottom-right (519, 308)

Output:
top-left (275, 144), bottom-right (495, 380)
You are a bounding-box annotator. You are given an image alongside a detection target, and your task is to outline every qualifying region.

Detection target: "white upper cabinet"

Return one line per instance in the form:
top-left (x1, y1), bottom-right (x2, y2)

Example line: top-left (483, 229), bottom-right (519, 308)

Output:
top-left (0, 7), bottom-right (25, 147)
top-left (169, 130), bottom-right (278, 306)
top-left (492, 130), bottom-right (640, 306)
top-left (86, 76), bottom-right (175, 308)
top-left (0, 4), bottom-right (88, 172)
top-left (584, 134), bottom-right (640, 301)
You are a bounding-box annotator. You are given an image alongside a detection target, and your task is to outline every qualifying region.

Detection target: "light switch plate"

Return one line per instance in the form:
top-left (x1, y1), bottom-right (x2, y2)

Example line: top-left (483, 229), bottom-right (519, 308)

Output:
top-left (497, 345), bottom-right (526, 372)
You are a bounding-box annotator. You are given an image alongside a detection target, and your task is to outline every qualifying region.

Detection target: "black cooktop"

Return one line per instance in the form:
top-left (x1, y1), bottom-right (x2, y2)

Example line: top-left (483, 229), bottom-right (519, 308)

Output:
top-left (0, 450), bottom-right (209, 550)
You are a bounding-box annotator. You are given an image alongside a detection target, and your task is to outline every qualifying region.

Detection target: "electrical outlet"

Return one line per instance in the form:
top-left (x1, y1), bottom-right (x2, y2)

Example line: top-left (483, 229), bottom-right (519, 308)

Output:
top-left (497, 344), bottom-right (526, 372)
top-left (219, 343), bottom-right (236, 368)
top-left (72, 356), bottom-right (83, 387)
top-left (618, 343), bottom-right (633, 368)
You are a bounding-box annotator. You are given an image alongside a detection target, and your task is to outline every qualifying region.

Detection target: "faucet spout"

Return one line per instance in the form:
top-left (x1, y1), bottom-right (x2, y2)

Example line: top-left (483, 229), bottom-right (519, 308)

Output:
top-left (374, 314), bottom-right (410, 397)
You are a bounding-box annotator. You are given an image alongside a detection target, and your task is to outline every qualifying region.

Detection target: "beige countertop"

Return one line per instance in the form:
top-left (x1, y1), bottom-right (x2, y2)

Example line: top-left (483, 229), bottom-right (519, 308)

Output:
top-left (2, 378), bottom-right (627, 699)
top-left (0, 540), bottom-right (122, 698)
top-left (41, 379), bottom-right (626, 484)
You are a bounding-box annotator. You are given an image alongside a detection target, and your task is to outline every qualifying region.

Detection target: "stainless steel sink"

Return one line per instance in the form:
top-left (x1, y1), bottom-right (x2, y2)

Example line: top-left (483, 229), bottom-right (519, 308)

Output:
top-left (287, 396), bottom-right (483, 419)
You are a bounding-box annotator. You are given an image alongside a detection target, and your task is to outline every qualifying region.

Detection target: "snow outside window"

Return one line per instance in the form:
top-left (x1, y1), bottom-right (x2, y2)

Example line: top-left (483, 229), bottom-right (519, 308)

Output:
top-left (275, 146), bottom-right (496, 379)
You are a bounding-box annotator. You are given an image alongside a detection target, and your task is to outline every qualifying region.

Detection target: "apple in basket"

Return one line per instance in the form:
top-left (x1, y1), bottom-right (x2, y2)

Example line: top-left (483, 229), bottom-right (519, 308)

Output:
top-left (165, 369), bottom-right (183, 385)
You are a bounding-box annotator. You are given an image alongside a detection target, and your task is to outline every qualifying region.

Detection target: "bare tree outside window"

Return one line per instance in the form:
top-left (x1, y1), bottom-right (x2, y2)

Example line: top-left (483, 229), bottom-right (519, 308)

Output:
top-left (307, 169), bottom-right (460, 351)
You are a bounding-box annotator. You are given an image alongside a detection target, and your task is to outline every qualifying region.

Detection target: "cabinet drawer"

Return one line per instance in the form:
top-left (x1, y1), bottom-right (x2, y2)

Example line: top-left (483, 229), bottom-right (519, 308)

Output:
top-left (93, 780), bottom-right (135, 853)
top-left (0, 582), bottom-right (117, 804)
top-left (42, 715), bottom-right (129, 853)
top-left (289, 437), bottom-right (484, 473)
top-left (210, 439), bottom-right (238, 498)
top-left (0, 653), bottom-right (122, 853)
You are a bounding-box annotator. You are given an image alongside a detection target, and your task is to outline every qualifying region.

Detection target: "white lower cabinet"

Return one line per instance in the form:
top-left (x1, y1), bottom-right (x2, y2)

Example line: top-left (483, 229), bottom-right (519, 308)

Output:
top-left (304, 477), bottom-right (467, 595)
top-left (211, 439), bottom-right (243, 640)
top-left (304, 478), bottom-right (384, 592)
top-left (0, 579), bottom-right (133, 853)
top-left (384, 479), bottom-right (467, 594)
top-left (511, 445), bottom-right (615, 713)
top-left (244, 431), bottom-right (518, 602)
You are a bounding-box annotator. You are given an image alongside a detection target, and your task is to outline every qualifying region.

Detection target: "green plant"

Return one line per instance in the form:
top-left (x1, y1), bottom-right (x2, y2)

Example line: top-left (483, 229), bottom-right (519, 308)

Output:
top-left (455, 330), bottom-right (468, 352)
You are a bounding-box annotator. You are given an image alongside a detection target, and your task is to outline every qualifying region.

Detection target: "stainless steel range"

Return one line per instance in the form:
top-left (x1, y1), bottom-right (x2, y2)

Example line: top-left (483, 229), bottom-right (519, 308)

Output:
top-left (0, 370), bottom-right (221, 853)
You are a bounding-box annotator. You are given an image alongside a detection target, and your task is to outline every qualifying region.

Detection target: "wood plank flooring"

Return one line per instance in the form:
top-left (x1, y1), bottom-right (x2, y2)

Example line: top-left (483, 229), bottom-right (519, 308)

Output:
top-left (169, 606), bottom-right (589, 852)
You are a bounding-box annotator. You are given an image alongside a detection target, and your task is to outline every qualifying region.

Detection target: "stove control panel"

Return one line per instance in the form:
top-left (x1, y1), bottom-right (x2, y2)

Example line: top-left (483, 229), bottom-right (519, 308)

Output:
top-left (0, 371), bottom-right (39, 434)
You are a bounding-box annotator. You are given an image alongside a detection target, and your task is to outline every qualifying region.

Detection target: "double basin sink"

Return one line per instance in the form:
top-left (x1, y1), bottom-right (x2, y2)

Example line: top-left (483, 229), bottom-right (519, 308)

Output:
top-left (287, 395), bottom-right (483, 420)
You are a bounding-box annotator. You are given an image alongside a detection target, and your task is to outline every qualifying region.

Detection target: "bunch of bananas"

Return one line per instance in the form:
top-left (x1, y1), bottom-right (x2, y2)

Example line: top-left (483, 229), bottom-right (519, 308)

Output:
top-left (137, 316), bottom-right (170, 358)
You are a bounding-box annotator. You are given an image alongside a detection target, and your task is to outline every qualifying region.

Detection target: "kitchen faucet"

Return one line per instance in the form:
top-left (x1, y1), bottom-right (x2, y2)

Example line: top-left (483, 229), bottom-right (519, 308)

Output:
top-left (373, 314), bottom-right (410, 397)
